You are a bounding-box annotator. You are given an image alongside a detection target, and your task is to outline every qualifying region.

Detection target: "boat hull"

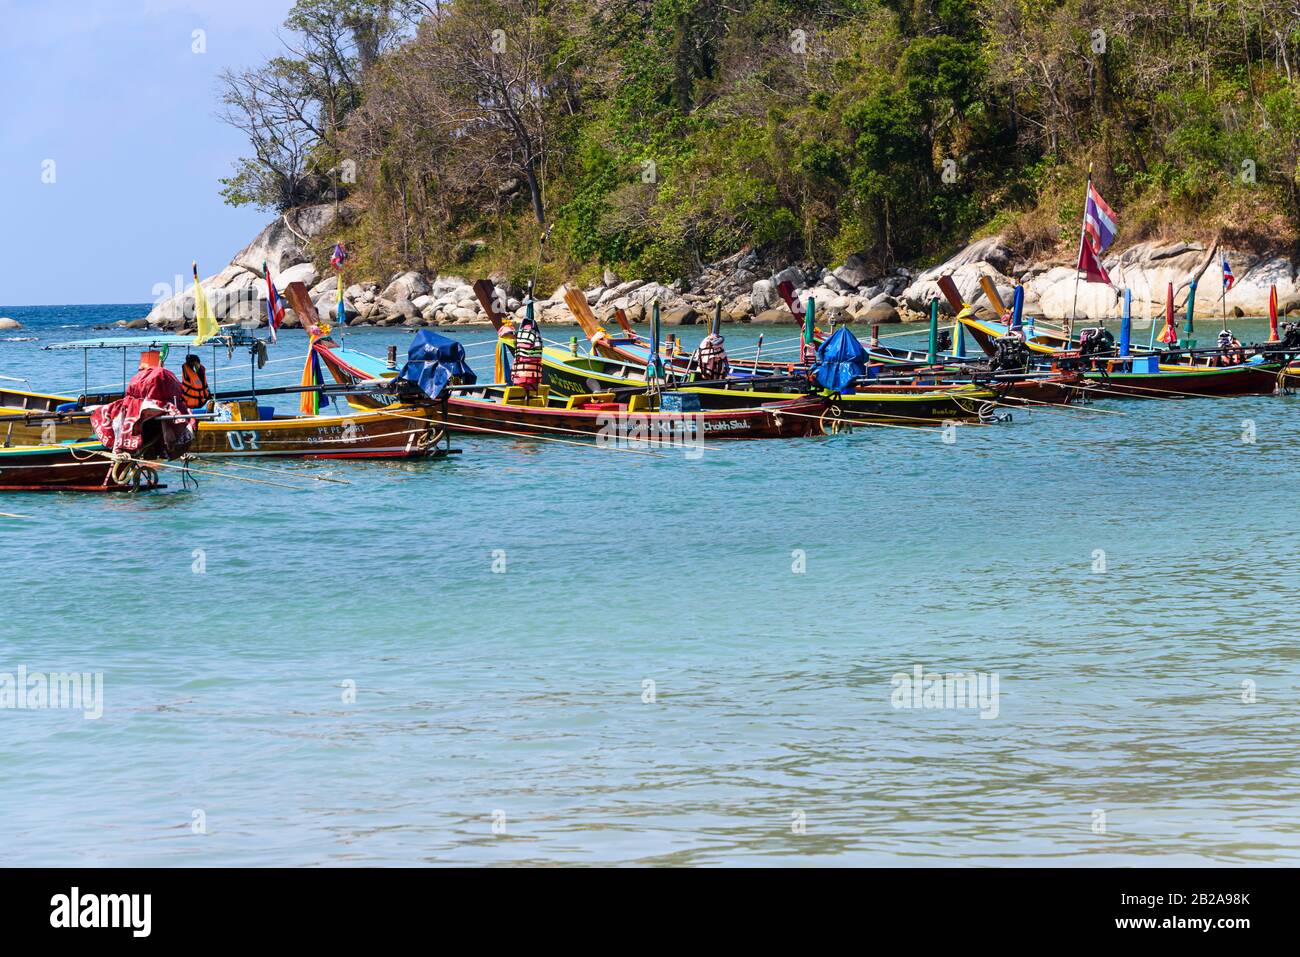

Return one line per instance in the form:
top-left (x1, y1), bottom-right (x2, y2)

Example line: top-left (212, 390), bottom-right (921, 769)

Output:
top-left (1081, 364), bottom-right (1282, 398)
top-left (440, 395), bottom-right (827, 440)
top-left (2, 393), bottom-right (443, 459)
top-left (540, 347), bottom-right (997, 421)
top-left (188, 407), bottom-right (442, 458)
top-left (0, 443), bottom-right (163, 492)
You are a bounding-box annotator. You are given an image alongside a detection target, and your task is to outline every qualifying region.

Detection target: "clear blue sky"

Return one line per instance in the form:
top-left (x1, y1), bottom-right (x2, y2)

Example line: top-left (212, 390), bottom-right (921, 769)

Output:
top-left (0, 0), bottom-right (296, 306)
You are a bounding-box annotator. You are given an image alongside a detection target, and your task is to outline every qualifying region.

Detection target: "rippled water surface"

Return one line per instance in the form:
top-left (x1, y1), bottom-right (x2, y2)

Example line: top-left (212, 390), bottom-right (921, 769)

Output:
top-left (2, 305), bottom-right (1298, 865)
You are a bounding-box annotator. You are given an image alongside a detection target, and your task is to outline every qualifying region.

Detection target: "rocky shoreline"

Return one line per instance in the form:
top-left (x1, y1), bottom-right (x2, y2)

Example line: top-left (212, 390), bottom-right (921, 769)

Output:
top-left (135, 203), bottom-right (1300, 335)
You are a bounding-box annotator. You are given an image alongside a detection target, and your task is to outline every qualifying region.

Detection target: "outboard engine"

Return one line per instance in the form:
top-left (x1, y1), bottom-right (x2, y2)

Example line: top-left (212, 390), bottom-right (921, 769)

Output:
top-left (1077, 327), bottom-right (1115, 357)
top-left (989, 335), bottom-right (1031, 373)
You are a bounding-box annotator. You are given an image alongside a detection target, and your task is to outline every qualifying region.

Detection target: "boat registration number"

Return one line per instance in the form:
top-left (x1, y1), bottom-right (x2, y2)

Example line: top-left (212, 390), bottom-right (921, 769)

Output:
top-left (225, 430), bottom-right (261, 451)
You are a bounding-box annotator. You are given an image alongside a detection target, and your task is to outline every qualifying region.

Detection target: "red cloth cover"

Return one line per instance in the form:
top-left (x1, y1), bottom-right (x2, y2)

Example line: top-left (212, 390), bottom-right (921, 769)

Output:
top-left (90, 367), bottom-right (196, 457)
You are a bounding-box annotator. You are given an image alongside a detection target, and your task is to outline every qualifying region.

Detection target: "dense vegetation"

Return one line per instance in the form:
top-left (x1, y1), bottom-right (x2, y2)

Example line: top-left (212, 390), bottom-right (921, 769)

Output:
top-left (219, 0), bottom-right (1300, 289)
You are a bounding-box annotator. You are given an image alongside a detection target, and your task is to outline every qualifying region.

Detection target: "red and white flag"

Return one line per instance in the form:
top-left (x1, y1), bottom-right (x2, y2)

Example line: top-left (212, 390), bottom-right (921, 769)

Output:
top-left (1077, 238), bottom-right (1111, 285)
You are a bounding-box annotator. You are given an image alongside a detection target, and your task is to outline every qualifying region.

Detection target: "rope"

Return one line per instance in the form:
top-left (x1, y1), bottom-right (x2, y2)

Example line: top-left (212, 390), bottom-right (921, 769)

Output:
top-left (189, 458), bottom-right (352, 484)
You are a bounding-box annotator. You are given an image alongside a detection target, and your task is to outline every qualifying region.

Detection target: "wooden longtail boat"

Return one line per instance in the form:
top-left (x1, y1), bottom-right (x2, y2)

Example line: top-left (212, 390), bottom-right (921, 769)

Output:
top-left (3, 293), bottom-right (456, 459)
top-left (558, 287), bottom-right (808, 376)
top-left (311, 342), bottom-right (828, 440)
top-left (930, 277), bottom-right (1285, 398)
top-left (438, 388), bottom-right (828, 441)
top-left (0, 442), bottom-right (165, 492)
top-left (0, 390), bottom-right (447, 458)
top-left (535, 346), bottom-right (1001, 423)
top-left (954, 313), bottom-right (1284, 397)
top-left (1073, 360), bottom-right (1285, 398)
top-left (188, 406), bottom-right (443, 458)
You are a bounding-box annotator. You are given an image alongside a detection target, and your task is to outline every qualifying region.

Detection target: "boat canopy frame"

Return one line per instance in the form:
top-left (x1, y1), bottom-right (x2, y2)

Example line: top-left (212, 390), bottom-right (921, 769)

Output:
top-left (44, 328), bottom-right (267, 399)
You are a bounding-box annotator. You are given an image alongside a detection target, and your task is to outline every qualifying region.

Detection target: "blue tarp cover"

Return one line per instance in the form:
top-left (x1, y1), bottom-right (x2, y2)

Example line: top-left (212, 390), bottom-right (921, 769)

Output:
top-left (812, 327), bottom-right (867, 394)
top-left (397, 330), bottom-right (477, 399)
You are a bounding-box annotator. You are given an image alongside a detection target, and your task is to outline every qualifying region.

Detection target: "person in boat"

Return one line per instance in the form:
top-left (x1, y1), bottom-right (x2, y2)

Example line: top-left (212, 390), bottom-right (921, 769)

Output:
top-left (512, 312), bottom-right (544, 393)
top-left (692, 331), bottom-right (730, 380)
top-left (181, 353), bottom-right (213, 410)
top-left (1215, 330), bottom-right (1245, 366)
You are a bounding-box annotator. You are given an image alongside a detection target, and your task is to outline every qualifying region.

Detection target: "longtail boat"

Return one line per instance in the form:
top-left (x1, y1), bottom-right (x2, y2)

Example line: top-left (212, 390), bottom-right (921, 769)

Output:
top-left (2, 310), bottom-right (455, 458)
top-left (439, 387), bottom-right (828, 441)
top-left (0, 442), bottom-right (166, 492)
top-left (0, 365), bottom-right (192, 491)
top-left (530, 289), bottom-right (1061, 416)
top-left (312, 335), bottom-right (829, 440)
top-left (534, 345), bottom-right (1003, 422)
top-left (0, 395), bottom-right (448, 458)
top-left (930, 275), bottom-right (1286, 398)
top-left (558, 286), bottom-right (811, 376)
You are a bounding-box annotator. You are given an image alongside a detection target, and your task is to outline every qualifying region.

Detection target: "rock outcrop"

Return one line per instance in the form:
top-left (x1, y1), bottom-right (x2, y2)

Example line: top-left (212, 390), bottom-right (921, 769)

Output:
top-left (129, 202), bottom-right (1300, 333)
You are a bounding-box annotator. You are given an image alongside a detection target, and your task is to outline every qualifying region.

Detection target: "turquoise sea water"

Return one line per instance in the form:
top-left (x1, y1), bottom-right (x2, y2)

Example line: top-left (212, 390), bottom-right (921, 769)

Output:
top-left (2, 304), bottom-right (1299, 866)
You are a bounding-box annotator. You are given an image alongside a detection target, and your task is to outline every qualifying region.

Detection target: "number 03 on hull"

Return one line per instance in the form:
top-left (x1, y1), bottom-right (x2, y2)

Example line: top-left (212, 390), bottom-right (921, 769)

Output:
top-left (188, 407), bottom-right (445, 458)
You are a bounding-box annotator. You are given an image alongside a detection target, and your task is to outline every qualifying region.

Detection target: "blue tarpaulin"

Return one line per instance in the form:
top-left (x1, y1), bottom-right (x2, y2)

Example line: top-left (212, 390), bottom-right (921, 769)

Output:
top-left (397, 330), bottom-right (477, 400)
top-left (812, 327), bottom-right (867, 394)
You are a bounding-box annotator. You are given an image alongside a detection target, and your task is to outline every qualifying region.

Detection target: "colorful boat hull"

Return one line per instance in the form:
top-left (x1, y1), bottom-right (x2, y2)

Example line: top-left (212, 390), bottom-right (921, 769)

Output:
top-left (440, 392), bottom-right (828, 440)
top-left (0, 442), bottom-right (164, 491)
top-left (539, 347), bottom-right (998, 422)
top-left (2, 389), bottom-right (444, 459)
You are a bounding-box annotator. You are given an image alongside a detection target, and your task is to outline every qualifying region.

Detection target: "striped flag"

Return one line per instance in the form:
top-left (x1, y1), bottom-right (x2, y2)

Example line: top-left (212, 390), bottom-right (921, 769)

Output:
top-left (330, 242), bottom-right (348, 270)
top-left (264, 263), bottom-right (285, 345)
top-left (1083, 182), bottom-right (1117, 253)
top-left (1222, 257), bottom-right (1234, 291)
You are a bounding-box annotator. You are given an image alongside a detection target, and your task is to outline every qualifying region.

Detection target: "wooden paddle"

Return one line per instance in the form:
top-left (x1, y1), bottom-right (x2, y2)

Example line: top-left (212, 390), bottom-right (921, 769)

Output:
top-left (472, 279), bottom-right (508, 331)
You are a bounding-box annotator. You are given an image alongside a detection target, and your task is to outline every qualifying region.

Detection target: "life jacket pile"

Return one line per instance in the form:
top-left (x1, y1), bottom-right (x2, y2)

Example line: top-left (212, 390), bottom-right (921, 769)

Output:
top-left (512, 320), bottom-right (543, 389)
top-left (694, 334), bottom-right (730, 379)
top-left (181, 355), bottom-right (212, 410)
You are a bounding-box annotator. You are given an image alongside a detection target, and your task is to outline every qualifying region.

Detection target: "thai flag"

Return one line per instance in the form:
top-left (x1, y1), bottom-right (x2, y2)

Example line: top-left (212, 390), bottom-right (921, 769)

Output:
top-left (1083, 182), bottom-right (1117, 253)
top-left (330, 242), bottom-right (348, 270)
top-left (1222, 257), bottom-right (1234, 291)
top-left (265, 267), bottom-right (285, 344)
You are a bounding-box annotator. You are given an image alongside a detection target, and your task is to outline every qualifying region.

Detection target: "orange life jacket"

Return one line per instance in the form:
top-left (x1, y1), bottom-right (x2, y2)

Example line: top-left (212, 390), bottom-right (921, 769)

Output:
top-left (181, 360), bottom-right (211, 409)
